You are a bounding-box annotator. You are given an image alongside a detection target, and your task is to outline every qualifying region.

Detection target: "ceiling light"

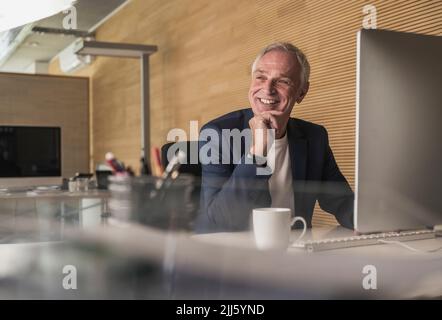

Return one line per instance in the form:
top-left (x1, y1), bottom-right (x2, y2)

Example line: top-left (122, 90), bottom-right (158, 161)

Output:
top-left (0, 0), bottom-right (76, 33)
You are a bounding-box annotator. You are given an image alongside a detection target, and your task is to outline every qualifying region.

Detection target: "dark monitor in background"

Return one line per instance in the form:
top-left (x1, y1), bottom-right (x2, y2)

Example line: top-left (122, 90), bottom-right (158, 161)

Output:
top-left (0, 126), bottom-right (61, 188)
top-left (355, 29), bottom-right (442, 233)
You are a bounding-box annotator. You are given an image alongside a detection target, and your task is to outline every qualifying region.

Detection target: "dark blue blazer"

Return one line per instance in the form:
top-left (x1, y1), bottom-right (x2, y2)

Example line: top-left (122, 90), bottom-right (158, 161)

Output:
top-left (196, 108), bottom-right (354, 232)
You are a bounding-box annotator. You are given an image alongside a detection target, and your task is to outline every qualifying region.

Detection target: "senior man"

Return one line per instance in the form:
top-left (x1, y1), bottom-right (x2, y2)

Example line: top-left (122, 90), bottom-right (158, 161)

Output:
top-left (196, 42), bottom-right (354, 232)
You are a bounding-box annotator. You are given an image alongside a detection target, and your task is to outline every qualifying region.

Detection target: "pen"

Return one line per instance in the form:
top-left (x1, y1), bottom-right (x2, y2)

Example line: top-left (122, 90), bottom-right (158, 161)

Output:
top-left (140, 154), bottom-right (151, 176)
top-left (155, 149), bottom-right (186, 190)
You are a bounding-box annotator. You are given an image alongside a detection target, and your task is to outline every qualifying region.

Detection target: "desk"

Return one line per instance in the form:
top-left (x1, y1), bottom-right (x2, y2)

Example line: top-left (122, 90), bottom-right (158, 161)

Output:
top-left (39, 223), bottom-right (442, 299)
top-left (0, 209), bottom-right (440, 299)
top-left (0, 190), bottom-right (109, 244)
top-left (194, 227), bottom-right (442, 258)
top-left (186, 227), bottom-right (442, 298)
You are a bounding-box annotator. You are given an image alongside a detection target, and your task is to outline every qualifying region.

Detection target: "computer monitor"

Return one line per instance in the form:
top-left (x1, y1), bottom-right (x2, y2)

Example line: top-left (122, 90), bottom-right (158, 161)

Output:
top-left (355, 29), bottom-right (442, 233)
top-left (0, 126), bottom-right (62, 189)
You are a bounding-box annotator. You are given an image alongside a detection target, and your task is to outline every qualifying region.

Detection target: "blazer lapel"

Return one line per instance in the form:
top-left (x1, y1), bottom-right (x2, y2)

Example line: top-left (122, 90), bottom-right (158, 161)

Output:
top-left (287, 119), bottom-right (307, 216)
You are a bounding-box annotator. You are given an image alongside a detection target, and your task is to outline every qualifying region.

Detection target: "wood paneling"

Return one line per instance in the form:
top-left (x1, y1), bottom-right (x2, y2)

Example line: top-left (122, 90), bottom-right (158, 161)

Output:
top-left (0, 72), bottom-right (89, 178)
top-left (49, 0), bottom-right (441, 226)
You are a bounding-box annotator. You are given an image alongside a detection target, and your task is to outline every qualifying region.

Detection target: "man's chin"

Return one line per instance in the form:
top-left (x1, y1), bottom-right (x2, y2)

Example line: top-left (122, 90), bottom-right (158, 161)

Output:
top-left (253, 102), bottom-right (279, 112)
top-left (258, 105), bottom-right (282, 113)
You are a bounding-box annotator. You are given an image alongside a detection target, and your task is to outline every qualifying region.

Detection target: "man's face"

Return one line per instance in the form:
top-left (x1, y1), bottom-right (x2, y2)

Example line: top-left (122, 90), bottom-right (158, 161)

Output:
top-left (248, 50), bottom-right (305, 115)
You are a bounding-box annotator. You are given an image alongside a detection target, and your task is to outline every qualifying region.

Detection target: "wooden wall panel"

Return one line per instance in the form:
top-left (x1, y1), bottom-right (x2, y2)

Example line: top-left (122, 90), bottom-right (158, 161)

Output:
top-left (49, 0), bottom-right (441, 226)
top-left (0, 73), bottom-right (89, 178)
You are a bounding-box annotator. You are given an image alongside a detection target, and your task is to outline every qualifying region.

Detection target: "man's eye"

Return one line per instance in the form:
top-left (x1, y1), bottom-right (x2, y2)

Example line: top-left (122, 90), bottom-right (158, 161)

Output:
top-left (256, 76), bottom-right (265, 80)
top-left (278, 79), bottom-right (291, 85)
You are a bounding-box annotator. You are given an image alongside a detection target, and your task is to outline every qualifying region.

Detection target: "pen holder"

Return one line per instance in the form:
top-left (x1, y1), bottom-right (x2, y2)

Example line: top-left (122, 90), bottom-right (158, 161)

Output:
top-left (95, 170), bottom-right (113, 190)
top-left (107, 174), bottom-right (195, 230)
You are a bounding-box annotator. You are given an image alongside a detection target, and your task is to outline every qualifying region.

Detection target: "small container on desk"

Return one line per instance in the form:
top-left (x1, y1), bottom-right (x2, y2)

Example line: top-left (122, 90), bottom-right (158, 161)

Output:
top-left (76, 178), bottom-right (89, 192)
top-left (107, 174), bottom-right (195, 231)
top-left (68, 178), bottom-right (77, 192)
top-left (96, 170), bottom-right (113, 190)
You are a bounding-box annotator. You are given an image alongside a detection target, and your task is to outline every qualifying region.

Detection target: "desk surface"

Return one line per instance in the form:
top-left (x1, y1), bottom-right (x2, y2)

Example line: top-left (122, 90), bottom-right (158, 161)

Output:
top-left (0, 189), bottom-right (109, 200)
top-left (0, 219), bottom-right (441, 299)
top-left (66, 222), bottom-right (442, 299)
top-left (193, 227), bottom-right (442, 258)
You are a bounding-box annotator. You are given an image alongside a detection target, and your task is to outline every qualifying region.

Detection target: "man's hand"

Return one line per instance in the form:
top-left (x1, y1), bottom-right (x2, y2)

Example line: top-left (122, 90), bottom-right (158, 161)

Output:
top-left (249, 108), bottom-right (291, 157)
top-left (249, 115), bottom-right (271, 157)
top-left (260, 110), bottom-right (290, 139)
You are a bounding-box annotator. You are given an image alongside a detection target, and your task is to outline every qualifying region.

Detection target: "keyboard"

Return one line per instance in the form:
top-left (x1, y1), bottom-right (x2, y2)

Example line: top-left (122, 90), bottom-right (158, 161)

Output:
top-left (291, 229), bottom-right (436, 252)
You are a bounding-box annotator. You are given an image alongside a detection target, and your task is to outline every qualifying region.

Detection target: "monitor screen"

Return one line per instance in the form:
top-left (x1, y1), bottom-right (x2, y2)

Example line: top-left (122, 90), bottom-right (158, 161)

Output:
top-left (0, 126), bottom-right (61, 178)
top-left (355, 29), bottom-right (442, 233)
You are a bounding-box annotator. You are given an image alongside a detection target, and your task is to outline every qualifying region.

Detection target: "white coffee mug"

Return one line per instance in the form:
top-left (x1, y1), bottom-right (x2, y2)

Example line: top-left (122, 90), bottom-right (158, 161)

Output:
top-left (253, 208), bottom-right (307, 250)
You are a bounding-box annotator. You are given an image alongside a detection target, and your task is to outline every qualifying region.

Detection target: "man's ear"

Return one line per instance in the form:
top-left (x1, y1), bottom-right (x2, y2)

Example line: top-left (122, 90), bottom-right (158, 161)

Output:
top-left (296, 81), bottom-right (310, 104)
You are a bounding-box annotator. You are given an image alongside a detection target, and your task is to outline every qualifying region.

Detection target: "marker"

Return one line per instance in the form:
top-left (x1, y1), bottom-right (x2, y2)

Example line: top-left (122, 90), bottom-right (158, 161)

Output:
top-left (105, 152), bottom-right (126, 173)
top-left (151, 147), bottom-right (164, 176)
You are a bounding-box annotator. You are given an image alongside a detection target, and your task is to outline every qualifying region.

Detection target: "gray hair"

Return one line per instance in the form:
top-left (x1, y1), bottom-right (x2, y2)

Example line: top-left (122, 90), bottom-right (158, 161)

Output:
top-left (251, 42), bottom-right (310, 88)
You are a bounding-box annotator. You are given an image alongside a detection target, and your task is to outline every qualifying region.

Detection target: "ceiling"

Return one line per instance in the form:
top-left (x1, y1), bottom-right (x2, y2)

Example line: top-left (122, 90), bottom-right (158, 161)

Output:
top-left (0, 0), bottom-right (130, 73)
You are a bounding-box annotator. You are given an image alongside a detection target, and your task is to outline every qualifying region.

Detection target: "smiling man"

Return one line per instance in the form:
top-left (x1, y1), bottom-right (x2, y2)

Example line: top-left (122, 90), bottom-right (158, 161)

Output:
top-left (197, 42), bottom-right (354, 232)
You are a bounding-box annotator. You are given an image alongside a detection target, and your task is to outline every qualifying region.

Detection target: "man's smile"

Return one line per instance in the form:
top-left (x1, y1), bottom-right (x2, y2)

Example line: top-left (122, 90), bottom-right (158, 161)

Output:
top-left (258, 97), bottom-right (279, 104)
top-left (257, 97), bottom-right (281, 108)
